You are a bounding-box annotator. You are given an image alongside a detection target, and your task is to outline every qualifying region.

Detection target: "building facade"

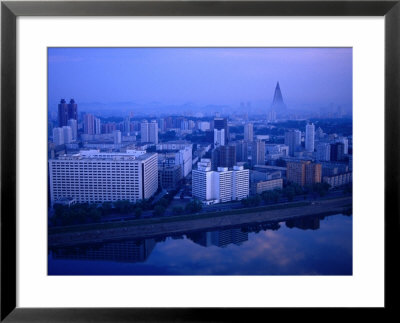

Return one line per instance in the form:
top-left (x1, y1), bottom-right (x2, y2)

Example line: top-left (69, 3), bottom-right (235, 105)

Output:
top-left (251, 140), bottom-right (266, 166)
top-left (305, 123), bottom-right (315, 152)
top-left (192, 159), bottom-right (249, 204)
top-left (316, 142), bottom-right (331, 161)
top-left (286, 161), bottom-right (322, 186)
top-left (49, 150), bottom-right (158, 205)
top-left (244, 123), bottom-right (254, 142)
top-left (284, 130), bottom-right (301, 156)
top-left (141, 120), bottom-right (159, 144)
top-left (58, 99), bottom-right (78, 127)
top-left (251, 178), bottom-right (283, 195)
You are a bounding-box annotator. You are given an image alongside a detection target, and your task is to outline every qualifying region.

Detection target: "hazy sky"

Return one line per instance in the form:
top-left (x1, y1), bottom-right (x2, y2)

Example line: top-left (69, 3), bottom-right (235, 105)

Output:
top-left (48, 47), bottom-right (352, 112)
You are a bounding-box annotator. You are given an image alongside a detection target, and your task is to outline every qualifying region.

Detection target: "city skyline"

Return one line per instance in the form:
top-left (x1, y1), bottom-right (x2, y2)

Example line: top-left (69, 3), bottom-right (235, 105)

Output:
top-left (48, 48), bottom-right (352, 116)
top-left (48, 47), bottom-right (353, 276)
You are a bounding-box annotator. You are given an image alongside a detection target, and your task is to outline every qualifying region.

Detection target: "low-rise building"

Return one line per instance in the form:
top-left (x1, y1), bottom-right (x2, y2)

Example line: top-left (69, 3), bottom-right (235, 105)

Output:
top-left (323, 172), bottom-right (352, 188)
top-left (251, 178), bottom-right (283, 195)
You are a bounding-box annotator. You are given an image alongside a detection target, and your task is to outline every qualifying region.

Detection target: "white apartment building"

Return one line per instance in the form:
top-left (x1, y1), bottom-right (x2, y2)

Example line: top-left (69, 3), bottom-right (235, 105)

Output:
top-left (141, 120), bottom-right (158, 144)
top-left (192, 159), bottom-right (214, 201)
top-left (62, 126), bottom-right (73, 144)
top-left (305, 123), bottom-right (315, 152)
top-left (232, 165), bottom-right (250, 200)
top-left (192, 159), bottom-right (249, 205)
top-left (53, 127), bottom-right (64, 146)
top-left (67, 119), bottom-right (78, 141)
top-left (49, 150), bottom-right (158, 205)
top-left (214, 168), bottom-right (233, 203)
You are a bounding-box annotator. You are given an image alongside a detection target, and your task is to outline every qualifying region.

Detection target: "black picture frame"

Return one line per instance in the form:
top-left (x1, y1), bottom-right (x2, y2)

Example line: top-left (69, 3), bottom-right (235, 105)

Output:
top-left (1, 0), bottom-right (399, 321)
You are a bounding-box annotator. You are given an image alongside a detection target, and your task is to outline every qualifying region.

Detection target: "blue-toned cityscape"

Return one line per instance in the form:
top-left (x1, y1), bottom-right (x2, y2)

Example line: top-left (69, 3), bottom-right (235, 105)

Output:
top-left (48, 48), bottom-right (352, 275)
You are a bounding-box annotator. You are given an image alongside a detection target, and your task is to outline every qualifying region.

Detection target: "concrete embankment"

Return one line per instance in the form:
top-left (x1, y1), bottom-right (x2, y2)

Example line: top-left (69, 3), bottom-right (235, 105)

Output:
top-left (49, 196), bottom-right (352, 248)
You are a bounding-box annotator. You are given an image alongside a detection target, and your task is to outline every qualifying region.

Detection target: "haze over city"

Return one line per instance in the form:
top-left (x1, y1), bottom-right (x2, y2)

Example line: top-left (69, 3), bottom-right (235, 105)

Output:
top-left (48, 47), bottom-right (353, 276)
top-left (48, 47), bottom-right (352, 116)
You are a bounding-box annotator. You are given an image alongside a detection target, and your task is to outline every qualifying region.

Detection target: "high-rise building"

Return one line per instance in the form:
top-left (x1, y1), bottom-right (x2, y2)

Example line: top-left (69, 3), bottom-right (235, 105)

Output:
top-left (124, 116), bottom-right (131, 135)
top-left (251, 140), bottom-right (266, 166)
top-left (305, 162), bottom-right (322, 185)
top-left (235, 140), bottom-right (248, 162)
top-left (337, 137), bottom-right (349, 155)
top-left (232, 165), bottom-right (250, 200)
top-left (214, 129), bottom-right (225, 146)
top-left (211, 145), bottom-right (236, 170)
top-left (140, 121), bottom-right (149, 143)
top-left (286, 161), bottom-right (322, 186)
top-left (192, 159), bottom-right (249, 204)
top-left (157, 145), bottom-right (192, 178)
top-left (244, 123), bottom-right (254, 142)
top-left (330, 142), bottom-right (345, 161)
top-left (57, 99), bottom-right (69, 127)
top-left (305, 123), bottom-right (315, 152)
top-left (68, 99), bottom-right (78, 121)
top-left (52, 127), bottom-right (64, 146)
top-left (49, 150), bottom-right (158, 205)
top-left (67, 119), bottom-right (78, 141)
top-left (158, 164), bottom-right (182, 190)
top-left (316, 142), bottom-right (331, 161)
top-left (94, 117), bottom-right (101, 135)
top-left (267, 110), bottom-right (277, 123)
top-left (83, 114), bottom-right (95, 135)
top-left (141, 120), bottom-right (159, 144)
top-left (113, 130), bottom-right (121, 145)
top-left (213, 117), bottom-right (228, 143)
top-left (192, 159), bottom-right (214, 202)
top-left (62, 126), bottom-right (73, 144)
top-left (284, 130), bottom-right (302, 156)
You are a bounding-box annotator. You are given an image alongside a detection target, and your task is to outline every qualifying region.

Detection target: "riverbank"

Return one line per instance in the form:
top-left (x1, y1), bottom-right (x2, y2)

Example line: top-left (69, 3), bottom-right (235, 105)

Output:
top-left (49, 196), bottom-right (352, 247)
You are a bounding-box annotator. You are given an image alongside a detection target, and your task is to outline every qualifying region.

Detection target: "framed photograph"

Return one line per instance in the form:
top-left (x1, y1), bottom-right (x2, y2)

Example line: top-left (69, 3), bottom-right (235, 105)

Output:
top-left (1, 0), bottom-right (399, 321)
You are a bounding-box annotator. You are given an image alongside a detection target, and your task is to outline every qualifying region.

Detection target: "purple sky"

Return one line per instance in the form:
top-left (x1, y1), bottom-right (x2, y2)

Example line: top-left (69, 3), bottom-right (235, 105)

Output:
top-left (48, 47), bottom-right (352, 113)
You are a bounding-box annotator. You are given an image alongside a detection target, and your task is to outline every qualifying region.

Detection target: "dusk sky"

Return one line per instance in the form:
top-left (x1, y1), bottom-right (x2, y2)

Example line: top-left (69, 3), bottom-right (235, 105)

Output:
top-left (48, 47), bottom-right (352, 114)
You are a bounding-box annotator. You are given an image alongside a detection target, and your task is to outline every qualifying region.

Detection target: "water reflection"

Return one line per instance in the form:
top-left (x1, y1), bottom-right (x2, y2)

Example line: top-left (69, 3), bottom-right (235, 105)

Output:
top-left (52, 239), bottom-right (156, 263)
top-left (50, 214), bottom-right (352, 275)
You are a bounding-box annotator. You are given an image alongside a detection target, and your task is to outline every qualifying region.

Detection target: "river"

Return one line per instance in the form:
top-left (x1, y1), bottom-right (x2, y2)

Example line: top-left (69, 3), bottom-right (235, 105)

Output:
top-left (48, 213), bottom-right (352, 275)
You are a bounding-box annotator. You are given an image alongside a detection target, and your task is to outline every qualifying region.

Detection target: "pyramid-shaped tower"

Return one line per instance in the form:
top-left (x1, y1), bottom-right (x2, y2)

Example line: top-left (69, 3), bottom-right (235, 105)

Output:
top-left (271, 82), bottom-right (287, 111)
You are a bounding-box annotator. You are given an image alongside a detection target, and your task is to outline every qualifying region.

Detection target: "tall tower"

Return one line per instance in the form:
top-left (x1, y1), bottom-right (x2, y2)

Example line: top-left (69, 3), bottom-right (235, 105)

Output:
top-left (68, 99), bottom-right (78, 121)
top-left (58, 99), bottom-right (69, 127)
top-left (213, 117), bottom-right (228, 143)
top-left (305, 123), bottom-right (315, 152)
top-left (251, 140), bottom-right (266, 166)
top-left (284, 130), bottom-right (301, 156)
top-left (244, 123), bottom-right (253, 142)
top-left (58, 99), bottom-right (77, 127)
top-left (83, 114), bottom-right (95, 135)
top-left (270, 82), bottom-right (287, 117)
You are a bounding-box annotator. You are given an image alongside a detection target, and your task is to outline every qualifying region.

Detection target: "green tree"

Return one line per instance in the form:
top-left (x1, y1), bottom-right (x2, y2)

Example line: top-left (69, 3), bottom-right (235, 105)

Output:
top-left (134, 207), bottom-right (142, 219)
top-left (101, 201), bottom-right (113, 215)
top-left (185, 200), bottom-right (203, 214)
top-left (172, 206), bottom-right (184, 215)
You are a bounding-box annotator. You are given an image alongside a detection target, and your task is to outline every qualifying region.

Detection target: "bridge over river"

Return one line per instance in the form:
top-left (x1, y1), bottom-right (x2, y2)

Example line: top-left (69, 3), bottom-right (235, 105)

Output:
top-left (49, 196), bottom-right (352, 248)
